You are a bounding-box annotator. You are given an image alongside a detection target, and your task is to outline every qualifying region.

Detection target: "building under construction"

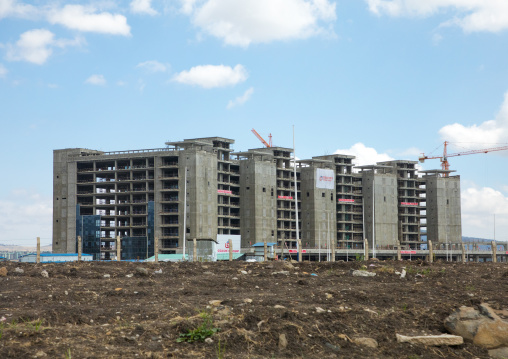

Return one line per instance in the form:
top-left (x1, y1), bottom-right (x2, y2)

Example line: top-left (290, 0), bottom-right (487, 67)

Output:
top-left (53, 137), bottom-right (462, 260)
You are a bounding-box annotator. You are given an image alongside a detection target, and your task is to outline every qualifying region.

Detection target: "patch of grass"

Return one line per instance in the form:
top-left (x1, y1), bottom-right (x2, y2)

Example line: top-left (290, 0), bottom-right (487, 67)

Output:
top-left (216, 339), bottom-right (226, 359)
top-left (465, 285), bottom-right (476, 291)
top-left (355, 254), bottom-right (364, 261)
top-left (23, 318), bottom-right (43, 332)
top-left (0, 322), bottom-right (4, 340)
top-left (65, 348), bottom-right (72, 359)
top-left (401, 303), bottom-right (408, 311)
top-left (177, 310), bottom-right (219, 343)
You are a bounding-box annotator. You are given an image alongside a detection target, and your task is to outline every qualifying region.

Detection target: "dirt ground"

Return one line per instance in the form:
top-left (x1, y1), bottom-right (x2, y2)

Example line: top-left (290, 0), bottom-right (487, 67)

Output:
top-left (0, 259), bottom-right (507, 359)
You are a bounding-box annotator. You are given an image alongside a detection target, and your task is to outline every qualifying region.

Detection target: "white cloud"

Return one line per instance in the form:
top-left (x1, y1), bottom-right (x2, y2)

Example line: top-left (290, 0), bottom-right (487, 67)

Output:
top-left (0, 189), bottom-right (52, 246)
top-left (227, 87), bottom-right (254, 109)
top-left (48, 4), bottom-right (131, 36)
top-left (136, 60), bottom-right (168, 73)
top-left (181, 0), bottom-right (336, 47)
top-left (130, 0), bottom-right (157, 15)
top-left (0, 63), bottom-right (7, 77)
top-left (439, 91), bottom-right (508, 149)
top-left (334, 143), bottom-right (394, 167)
top-left (461, 185), bottom-right (508, 239)
top-left (366, 0), bottom-right (508, 33)
top-left (5, 28), bottom-right (83, 65)
top-left (85, 74), bottom-right (106, 86)
top-left (173, 64), bottom-right (248, 88)
top-left (0, 0), bottom-right (37, 19)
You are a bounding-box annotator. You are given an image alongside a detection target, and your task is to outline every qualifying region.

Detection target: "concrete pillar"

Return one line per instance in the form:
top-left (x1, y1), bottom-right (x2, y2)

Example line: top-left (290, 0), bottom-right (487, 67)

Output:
top-left (193, 238), bottom-right (197, 262)
top-left (298, 239), bottom-right (302, 263)
top-left (364, 238), bottom-right (369, 261)
top-left (116, 235), bottom-right (121, 261)
top-left (36, 237), bottom-right (41, 264)
top-left (77, 236), bottom-right (82, 261)
top-left (461, 243), bottom-right (466, 263)
top-left (331, 239), bottom-right (335, 262)
top-left (154, 237), bottom-right (159, 264)
top-left (491, 241), bottom-right (497, 263)
top-left (229, 239), bottom-right (233, 261)
top-left (428, 240), bottom-right (433, 263)
top-left (263, 238), bottom-right (268, 262)
top-left (397, 244), bottom-right (402, 261)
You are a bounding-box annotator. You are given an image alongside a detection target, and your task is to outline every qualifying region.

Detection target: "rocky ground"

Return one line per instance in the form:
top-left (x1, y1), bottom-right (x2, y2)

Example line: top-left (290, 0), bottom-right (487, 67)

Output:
top-left (0, 259), bottom-right (507, 358)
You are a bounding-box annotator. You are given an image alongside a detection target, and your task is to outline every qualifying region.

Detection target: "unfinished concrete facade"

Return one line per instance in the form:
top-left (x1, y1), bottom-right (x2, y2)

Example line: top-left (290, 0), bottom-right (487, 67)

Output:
top-left (422, 170), bottom-right (462, 244)
top-left (298, 159), bottom-right (337, 248)
top-left (359, 165), bottom-right (399, 249)
top-left (53, 136), bottom-right (462, 258)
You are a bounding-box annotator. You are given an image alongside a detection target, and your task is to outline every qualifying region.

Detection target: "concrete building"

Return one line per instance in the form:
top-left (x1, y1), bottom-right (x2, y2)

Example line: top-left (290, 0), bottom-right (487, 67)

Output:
top-left (53, 136), bottom-right (462, 259)
top-left (421, 170), bottom-right (462, 244)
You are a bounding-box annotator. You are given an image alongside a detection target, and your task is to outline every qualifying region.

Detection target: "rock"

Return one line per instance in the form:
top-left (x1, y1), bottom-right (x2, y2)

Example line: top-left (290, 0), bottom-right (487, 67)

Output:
top-left (444, 304), bottom-right (508, 348)
top-left (243, 298), bottom-right (253, 304)
top-left (103, 274), bottom-right (111, 278)
top-left (325, 293), bottom-right (333, 299)
top-left (125, 274), bottom-right (133, 278)
top-left (34, 350), bottom-right (47, 357)
top-left (279, 334), bottom-right (288, 349)
top-left (272, 271), bottom-right (290, 275)
top-left (240, 270), bottom-right (248, 275)
top-left (283, 261), bottom-right (295, 270)
top-left (205, 337), bottom-right (214, 344)
top-left (135, 267), bottom-right (149, 276)
top-left (316, 307), bottom-right (326, 313)
top-left (353, 337), bottom-right (378, 348)
top-left (489, 347), bottom-right (508, 359)
top-left (400, 269), bottom-right (406, 278)
top-left (274, 305), bottom-right (286, 309)
top-left (40, 270), bottom-right (49, 278)
top-left (14, 268), bottom-right (24, 274)
top-left (351, 270), bottom-right (376, 277)
top-left (369, 258), bottom-right (380, 262)
top-left (325, 342), bottom-right (340, 351)
top-left (203, 271), bottom-right (214, 275)
top-left (209, 300), bottom-right (222, 307)
top-left (154, 269), bottom-right (162, 274)
top-left (396, 334), bottom-right (463, 346)
top-left (0, 267), bottom-right (7, 277)
top-left (474, 320), bottom-right (508, 349)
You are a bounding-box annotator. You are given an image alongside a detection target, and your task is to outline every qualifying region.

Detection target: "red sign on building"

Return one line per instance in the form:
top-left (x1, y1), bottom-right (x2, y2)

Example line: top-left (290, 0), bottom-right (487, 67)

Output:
top-left (278, 196), bottom-right (293, 199)
top-left (401, 202), bottom-right (418, 206)
top-left (339, 199), bottom-right (355, 203)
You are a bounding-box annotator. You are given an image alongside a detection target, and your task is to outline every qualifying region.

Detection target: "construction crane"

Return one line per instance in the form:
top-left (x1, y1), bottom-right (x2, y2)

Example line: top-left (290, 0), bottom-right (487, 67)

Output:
top-left (251, 128), bottom-right (272, 147)
top-left (419, 141), bottom-right (508, 174)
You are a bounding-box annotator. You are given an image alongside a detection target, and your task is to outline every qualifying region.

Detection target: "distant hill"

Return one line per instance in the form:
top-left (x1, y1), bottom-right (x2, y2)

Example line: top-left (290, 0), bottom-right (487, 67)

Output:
top-left (462, 236), bottom-right (505, 243)
top-left (0, 243), bottom-right (52, 252)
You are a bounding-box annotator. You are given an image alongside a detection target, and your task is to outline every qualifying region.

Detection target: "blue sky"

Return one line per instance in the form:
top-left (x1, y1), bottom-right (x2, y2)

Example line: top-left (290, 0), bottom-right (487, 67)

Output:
top-left (1, 0), bottom-right (508, 246)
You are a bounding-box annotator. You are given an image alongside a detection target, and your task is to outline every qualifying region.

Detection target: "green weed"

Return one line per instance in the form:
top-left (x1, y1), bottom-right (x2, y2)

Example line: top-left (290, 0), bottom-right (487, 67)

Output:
top-left (216, 339), bottom-right (226, 359)
top-left (177, 310), bottom-right (219, 343)
top-left (65, 348), bottom-right (72, 359)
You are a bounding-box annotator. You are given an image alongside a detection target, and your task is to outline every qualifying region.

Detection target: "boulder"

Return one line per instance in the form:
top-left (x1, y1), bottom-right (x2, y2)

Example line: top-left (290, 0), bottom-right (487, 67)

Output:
top-left (351, 270), bottom-right (376, 277)
top-left (353, 337), bottom-right (378, 348)
top-left (396, 334), bottom-right (463, 346)
top-left (279, 334), bottom-right (288, 349)
top-left (489, 347), bottom-right (508, 359)
top-left (444, 304), bottom-right (508, 349)
top-left (0, 267), bottom-right (7, 277)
